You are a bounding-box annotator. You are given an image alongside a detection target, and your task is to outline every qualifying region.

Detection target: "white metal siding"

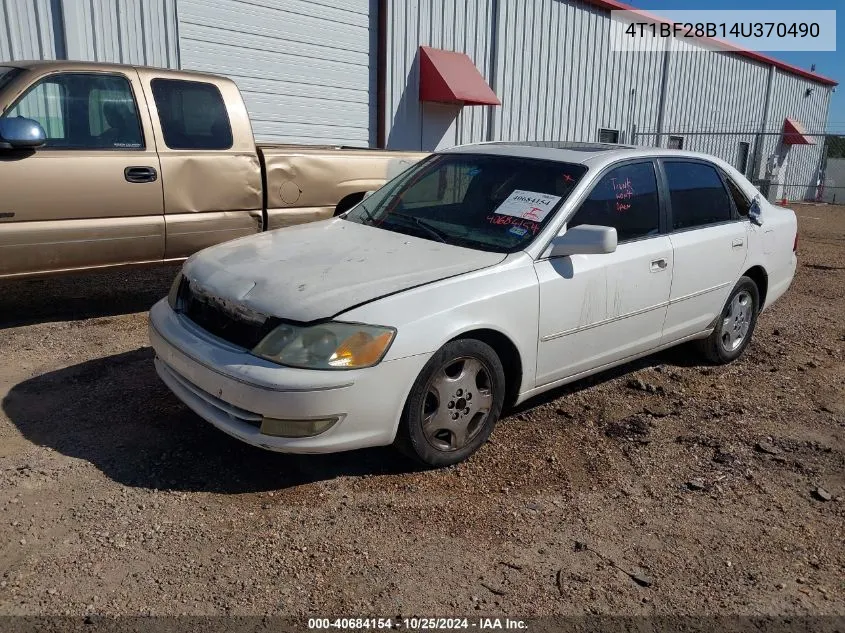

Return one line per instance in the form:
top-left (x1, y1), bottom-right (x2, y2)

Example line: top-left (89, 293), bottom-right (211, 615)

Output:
top-left (762, 71), bottom-right (831, 201)
top-left (178, 0), bottom-right (376, 146)
top-left (61, 0), bottom-right (179, 67)
top-left (662, 40), bottom-right (769, 169)
top-left (0, 0), bottom-right (58, 60)
top-left (822, 158), bottom-right (845, 204)
top-left (385, 0), bottom-right (494, 149)
top-left (385, 0), bottom-right (833, 200)
top-left (493, 0), bottom-right (664, 145)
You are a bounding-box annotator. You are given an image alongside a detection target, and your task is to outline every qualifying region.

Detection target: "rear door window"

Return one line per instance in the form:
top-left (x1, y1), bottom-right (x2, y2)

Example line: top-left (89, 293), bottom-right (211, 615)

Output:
top-left (568, 161), bottom-right (660, 242)
top-left (664, 161), bottom-right (733, 230)
top-left (724, 175), bottom-right (751, 217)
top-left (151, 79), bottom-right (233, 150)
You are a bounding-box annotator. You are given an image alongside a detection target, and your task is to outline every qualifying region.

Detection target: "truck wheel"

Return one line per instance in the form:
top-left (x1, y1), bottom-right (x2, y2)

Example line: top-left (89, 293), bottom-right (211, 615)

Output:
top-left (697, 276), bottom-right (760, 364)
top-left (394, 339), bottom-right (505, 467)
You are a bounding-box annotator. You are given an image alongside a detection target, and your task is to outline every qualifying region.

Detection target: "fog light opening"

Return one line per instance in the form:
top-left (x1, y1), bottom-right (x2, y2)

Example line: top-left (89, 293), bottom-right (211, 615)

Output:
top-left (259, 416), bottom-right (339, 438)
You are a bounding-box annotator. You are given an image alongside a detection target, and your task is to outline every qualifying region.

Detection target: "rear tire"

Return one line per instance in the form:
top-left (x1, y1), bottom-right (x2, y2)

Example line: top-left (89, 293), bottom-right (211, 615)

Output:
top-left (394, 339), bottom-right (505, 467)
top-left (697, 276), bottom-right (760, 364)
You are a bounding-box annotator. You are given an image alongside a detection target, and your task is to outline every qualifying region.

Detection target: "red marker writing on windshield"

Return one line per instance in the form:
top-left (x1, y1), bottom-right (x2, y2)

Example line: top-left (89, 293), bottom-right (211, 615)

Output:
top-left (522, 207), bottom-right (542, 221)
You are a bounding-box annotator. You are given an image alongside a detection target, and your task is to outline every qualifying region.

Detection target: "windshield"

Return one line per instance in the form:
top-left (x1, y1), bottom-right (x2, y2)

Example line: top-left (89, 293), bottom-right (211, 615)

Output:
top-left (0, 66), bottom-right (23, 94)
top-left (343, 153), bottom-right (588, 253)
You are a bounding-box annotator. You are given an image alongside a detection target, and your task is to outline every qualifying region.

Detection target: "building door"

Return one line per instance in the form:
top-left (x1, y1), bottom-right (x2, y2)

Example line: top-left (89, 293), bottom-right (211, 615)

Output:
top-left (421, 103), bottom-right (459, 151)
top-left (176, 0), bottom-right (377, 146)
top-left (0, 69), bottom-right (164, 277)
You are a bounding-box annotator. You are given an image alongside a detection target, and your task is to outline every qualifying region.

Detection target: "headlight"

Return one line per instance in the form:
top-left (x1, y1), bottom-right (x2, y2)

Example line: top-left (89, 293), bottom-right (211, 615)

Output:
top-left (252, 322), bottom-right (396, 369)
top-left (167, 272), bottom-right (183, 309)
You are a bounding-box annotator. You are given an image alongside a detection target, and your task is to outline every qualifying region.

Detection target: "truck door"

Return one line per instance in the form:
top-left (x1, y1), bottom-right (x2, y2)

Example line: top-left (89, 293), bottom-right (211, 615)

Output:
top-left (137, 71), bottom-right (263, 259)
top-left (0, 69), bottom-right (164, 277)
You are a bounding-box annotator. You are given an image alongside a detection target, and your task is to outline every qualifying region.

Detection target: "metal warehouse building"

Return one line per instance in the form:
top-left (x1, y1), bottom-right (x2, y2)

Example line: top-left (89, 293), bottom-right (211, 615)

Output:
top-left (1, 0), bottom-right (836, 201)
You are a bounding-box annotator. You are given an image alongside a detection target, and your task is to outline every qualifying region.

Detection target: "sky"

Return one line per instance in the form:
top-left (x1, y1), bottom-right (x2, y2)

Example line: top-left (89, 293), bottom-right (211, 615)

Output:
top-left (637, 0), bottom-right (844, 133)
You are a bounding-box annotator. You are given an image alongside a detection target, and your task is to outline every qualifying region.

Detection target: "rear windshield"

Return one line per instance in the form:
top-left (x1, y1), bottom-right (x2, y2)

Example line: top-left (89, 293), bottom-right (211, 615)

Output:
top-left (343, 153), bottom-right (587, 253)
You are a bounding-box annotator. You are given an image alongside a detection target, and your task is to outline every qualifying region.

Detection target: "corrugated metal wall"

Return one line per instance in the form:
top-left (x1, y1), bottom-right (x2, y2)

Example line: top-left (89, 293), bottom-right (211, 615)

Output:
top-left (661, 38), bottom-right (769, 168)
top-left (385, 0), bottom-right (833, 200)
top-left (0, 0), bottom-right (178, 66)
top-left (492, 0), bottom-right (664, 144)
top-left (0, 0), bottom-right (59, 60)
top-left (177, 0), bottom-right (377, 146)
top-left (384, 0), bottom-right (493, 149)
top-left (822, 157), bottom-right (845, 204)
top-left (763, 70), bottom-right (832, 201)
top-left (61, 0), bottom-right (179, 68)
top-left (2, 0), bottom-right (833, 198)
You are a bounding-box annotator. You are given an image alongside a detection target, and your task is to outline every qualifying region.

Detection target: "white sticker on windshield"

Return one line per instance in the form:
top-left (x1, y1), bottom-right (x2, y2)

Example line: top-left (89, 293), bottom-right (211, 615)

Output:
top-left (493, 190), bottom-right (562, 222)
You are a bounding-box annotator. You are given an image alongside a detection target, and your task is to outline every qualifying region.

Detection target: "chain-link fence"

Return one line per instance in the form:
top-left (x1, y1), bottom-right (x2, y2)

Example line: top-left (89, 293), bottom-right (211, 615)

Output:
top-left (819, 156), bottom-right (845, 204)
top-left (631, 128), bottom-right (836, 204)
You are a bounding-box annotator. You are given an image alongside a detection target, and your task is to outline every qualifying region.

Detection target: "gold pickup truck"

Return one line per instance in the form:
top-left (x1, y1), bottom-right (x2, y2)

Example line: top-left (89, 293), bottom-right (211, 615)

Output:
top-left (0, 61), bottom-right (425, 279)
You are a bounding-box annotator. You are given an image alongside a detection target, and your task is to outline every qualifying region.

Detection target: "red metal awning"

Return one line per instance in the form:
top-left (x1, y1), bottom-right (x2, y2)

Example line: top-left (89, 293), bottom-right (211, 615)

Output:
top-left (418, 46), bottom-right (500, 106)
top-left (782, 118), bottom-right (816, 145)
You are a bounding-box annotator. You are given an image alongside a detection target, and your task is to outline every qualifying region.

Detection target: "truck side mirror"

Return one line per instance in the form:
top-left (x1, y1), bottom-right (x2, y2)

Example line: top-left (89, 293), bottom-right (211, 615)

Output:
top-left (0, 117), bottom-right (47, 149)
top-left (544, 224), bottom-right (618, 258)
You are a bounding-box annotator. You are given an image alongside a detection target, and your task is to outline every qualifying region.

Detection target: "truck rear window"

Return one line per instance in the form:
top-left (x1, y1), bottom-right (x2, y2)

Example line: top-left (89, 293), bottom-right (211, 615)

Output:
top-left (151, 78), bottom-right (233, 150)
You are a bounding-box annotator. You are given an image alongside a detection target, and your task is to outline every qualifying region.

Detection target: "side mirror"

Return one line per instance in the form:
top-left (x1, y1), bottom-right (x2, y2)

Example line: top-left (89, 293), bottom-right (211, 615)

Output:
top-left (544, 224), bottom-right (618, 258)
top-left (363, 190), bottom-right (376, 199)
top-left (0, 117), bottom-right (47, 149)
top-left (748, 195), bottom-right (763, 226)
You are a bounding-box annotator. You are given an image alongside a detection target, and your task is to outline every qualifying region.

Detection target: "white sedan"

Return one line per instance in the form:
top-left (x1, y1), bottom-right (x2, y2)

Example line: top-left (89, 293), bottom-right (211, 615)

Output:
top-left (149, 142), bottom-right (797, 467)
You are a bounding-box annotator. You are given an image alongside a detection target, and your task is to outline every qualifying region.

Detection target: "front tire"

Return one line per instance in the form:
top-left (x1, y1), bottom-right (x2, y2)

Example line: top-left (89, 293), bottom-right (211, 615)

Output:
top-left (394, 339), bottom-right (506, 467)
top-left (697, 276), bottom-right (760, 364)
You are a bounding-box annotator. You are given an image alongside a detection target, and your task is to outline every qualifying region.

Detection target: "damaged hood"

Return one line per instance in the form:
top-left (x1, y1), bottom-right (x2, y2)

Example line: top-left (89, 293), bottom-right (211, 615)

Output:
top-left (181, 219), bottom-right (506, 322)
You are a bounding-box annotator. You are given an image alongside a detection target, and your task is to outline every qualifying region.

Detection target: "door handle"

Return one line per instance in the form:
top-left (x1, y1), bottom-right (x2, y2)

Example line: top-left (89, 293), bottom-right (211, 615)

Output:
top-left (650, 258), bottom-right (668, 272)
top-left (732, 238), bottom-right (745, 248)
top-left (124, 166), bottom-right (157, 183)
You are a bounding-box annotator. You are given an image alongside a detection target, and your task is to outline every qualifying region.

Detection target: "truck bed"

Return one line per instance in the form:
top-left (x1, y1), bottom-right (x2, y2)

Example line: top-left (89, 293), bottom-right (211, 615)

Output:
top-left (258, 145), bottom-right (426, 230)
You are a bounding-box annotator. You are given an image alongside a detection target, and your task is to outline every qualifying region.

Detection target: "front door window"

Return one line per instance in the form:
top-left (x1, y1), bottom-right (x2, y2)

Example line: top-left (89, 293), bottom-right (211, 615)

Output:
top-left (3, 73), bottom-right (143, 150)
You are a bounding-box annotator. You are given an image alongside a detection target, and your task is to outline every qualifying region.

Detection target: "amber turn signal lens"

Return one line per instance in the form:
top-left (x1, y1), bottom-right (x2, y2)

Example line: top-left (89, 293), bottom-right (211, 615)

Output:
top-left (329, 331), bottom-right (395, 368)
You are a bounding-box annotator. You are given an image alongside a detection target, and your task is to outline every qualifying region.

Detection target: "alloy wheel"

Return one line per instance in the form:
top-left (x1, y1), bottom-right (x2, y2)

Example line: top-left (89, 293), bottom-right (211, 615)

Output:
top-left (421, 357), bottom-right (494, 452)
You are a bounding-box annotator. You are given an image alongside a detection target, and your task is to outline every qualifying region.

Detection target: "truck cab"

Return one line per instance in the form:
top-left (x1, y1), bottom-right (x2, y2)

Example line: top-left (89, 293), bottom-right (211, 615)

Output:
top-left (0, 61), bottom-right (424, 279)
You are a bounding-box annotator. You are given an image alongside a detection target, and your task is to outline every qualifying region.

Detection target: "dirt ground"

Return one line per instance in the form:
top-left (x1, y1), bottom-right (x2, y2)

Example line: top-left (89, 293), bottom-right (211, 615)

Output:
top-left (0, 204), bottom-right (842, 620)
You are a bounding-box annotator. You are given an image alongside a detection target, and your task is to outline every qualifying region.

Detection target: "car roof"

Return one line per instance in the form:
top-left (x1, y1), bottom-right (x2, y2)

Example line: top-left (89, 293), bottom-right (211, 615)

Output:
top-left (442, 141), bottom-right (726, 169)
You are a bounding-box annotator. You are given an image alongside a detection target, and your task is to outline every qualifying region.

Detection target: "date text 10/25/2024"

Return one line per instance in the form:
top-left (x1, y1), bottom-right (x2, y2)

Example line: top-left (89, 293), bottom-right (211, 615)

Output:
top-left (307, 617), bottom-right (528, 630)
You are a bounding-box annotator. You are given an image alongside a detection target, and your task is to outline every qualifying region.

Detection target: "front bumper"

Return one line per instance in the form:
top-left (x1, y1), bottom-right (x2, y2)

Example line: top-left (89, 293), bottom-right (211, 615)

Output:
top-left (148, 299), bottom-right (428, 453)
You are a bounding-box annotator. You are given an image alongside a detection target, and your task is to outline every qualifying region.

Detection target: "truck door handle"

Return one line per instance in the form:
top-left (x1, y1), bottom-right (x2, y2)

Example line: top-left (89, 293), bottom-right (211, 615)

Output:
top-left (732, 238), bottom-right (745, 248)
top-left (650, 258), bottom-right (668, 272)
top-left (124, 166), bottom-right (157, 183)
